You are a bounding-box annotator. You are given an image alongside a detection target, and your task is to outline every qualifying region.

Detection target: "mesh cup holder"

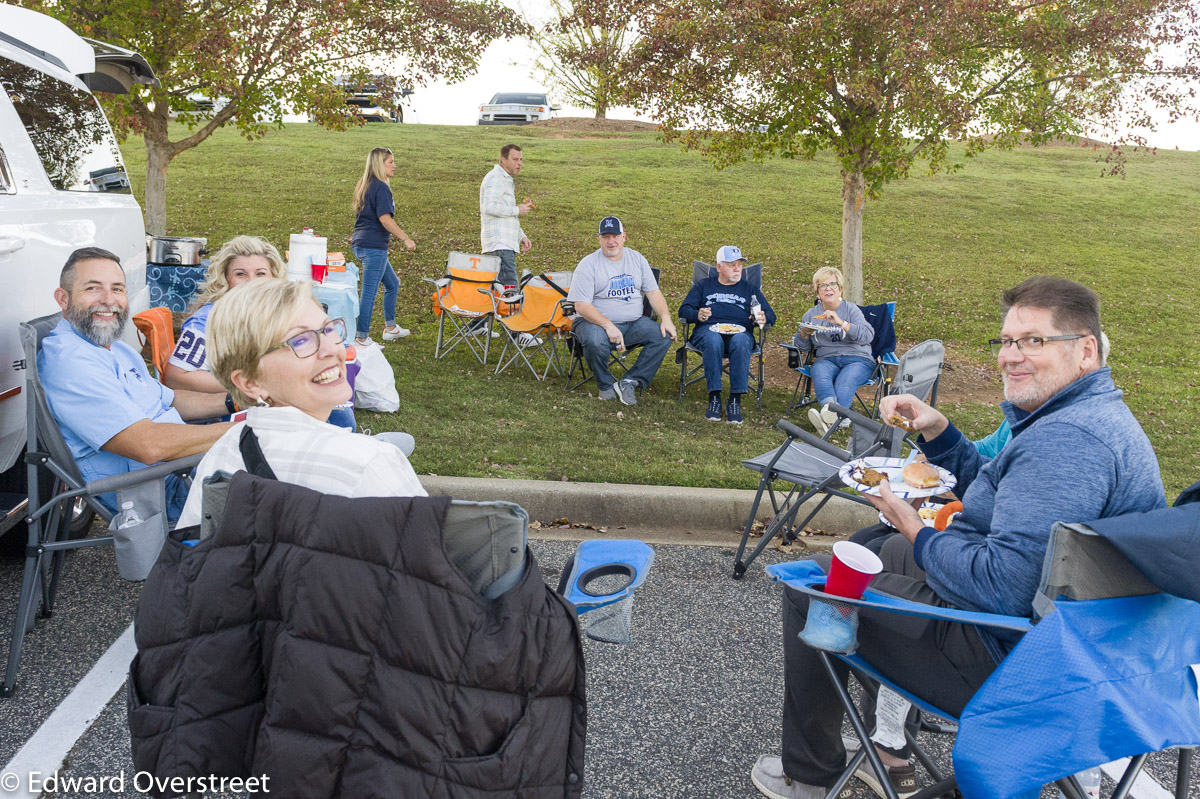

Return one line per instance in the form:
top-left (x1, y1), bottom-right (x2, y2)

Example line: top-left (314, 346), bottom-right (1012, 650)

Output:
top-left (578, 564), bottom-right (636, 644)
top-left (799, 590), bottom-right (860, 654)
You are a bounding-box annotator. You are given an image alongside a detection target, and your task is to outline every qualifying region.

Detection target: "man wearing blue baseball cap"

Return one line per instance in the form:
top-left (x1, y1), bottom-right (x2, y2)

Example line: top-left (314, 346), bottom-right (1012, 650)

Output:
top-left (679, 246), bottom-right (775, 423)
top-left (566, 216), bottom-right (676, 404)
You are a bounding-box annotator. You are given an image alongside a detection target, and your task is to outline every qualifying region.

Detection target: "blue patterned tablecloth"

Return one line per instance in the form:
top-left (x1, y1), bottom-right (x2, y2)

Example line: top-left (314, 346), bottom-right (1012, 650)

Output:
top-left (147, 262), bottom-right (209, 312)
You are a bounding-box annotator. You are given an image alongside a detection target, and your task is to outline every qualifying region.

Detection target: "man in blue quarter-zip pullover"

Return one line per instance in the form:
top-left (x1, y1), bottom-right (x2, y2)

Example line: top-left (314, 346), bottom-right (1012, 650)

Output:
top-left (752, 276), bottom-right (1165, 799)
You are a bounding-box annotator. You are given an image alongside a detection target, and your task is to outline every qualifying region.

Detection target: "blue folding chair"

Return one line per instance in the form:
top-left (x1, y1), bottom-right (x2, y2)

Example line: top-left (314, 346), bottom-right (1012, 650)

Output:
top-left (558, 540), bottom-right (655, 644)
top-left (767, 502), bottom-right (1200, 799)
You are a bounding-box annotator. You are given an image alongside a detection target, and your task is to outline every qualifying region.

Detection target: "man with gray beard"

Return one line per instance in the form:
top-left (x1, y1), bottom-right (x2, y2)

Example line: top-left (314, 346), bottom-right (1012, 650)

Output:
top-left (39, 247), bottom-right (232, 520)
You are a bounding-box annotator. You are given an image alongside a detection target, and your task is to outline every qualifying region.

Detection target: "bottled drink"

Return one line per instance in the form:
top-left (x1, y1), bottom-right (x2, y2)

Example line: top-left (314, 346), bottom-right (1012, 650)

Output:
top-left (750, 296), bottom-right (764, 328)
top-left (115, 501), bottom-right (142, 530)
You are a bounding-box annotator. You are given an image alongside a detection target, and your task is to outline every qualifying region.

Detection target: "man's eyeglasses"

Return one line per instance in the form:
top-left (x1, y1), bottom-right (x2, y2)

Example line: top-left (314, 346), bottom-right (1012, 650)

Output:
top-left (269, 319), bottom-right (347, 358)
top-left (816, 281), bottom-right (840, 290)
top-left (988, 334), bottom-right (1085, 356)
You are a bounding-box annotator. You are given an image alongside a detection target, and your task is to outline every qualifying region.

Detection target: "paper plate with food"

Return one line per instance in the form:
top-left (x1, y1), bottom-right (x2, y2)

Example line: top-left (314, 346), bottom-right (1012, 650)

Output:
top-left (798, 321), bottom-right (840, 333)
top-left (710, 322), bottom-right (746, 335)
top-left (879, 500), bottom-right (961, 530)
top-left (839, 456), bottom-right (956, 499)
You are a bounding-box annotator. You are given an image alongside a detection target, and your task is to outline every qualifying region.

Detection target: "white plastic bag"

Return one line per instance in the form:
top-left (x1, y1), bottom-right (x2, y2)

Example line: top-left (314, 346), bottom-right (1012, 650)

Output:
top-left (354, 345), bottom-right (400, 412)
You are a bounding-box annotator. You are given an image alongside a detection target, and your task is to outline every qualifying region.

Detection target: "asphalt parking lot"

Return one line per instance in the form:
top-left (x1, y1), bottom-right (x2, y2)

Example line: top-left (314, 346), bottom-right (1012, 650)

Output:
top-left (0, 535), bottom-right (1195, 798)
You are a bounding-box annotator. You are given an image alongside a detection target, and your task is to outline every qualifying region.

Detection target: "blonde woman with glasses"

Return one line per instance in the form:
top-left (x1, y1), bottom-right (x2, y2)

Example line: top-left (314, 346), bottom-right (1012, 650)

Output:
top-left (351, 146), bottom-right (417, 348)
top-left (793, 266), bottom-right (874, 434)
top-left (164, 235), bottom-right (286, 394)
top-left (175, 278), bottom-right (423, 528)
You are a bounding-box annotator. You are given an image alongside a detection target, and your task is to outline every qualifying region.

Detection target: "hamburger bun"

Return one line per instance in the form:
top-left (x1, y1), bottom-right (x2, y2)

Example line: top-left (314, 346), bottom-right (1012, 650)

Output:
top-left (902, 461), bottom-right (941, 489)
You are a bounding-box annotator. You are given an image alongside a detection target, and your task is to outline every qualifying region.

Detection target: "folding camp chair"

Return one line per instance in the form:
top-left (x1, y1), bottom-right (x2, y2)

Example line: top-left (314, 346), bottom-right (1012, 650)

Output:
top-left (564, 267), bottom-right (662, 393)
top-left (131, 475), bottom-right (657, 794)
top-left (132, 306), bottom-right (175, 380)
top-left (489, 272), bottom-right (573, 380)
top-left (675, 261), bottom-right (771, 409)
top-left (3, 314), bottom-right (201, 697)
top-left (767, 503), bottom-right (1200, 799)
top-left (423, 251), bottom-right (503, 364)
top-left (784, 301), bottom-right (900, 418)
top-left (733, 404), bottom-right (907, 579)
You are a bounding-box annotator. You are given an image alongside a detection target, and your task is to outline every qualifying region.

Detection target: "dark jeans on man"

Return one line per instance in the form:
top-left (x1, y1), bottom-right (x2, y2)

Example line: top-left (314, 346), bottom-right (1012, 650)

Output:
top-left (694, 327), bottom-right (754, 394)
top-left (781, 533), bottom-right (998, 788)
top-left (572, 316), bottom-right (672, 391)
top-left (485, 249), bottom-right (518, 287)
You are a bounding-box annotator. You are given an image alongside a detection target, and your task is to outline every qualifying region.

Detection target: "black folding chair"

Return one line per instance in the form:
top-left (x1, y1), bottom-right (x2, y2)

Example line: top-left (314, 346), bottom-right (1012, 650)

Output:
top-left (564, 266), bottom-right (662, 393)
top-left (733, 404), bottom-right (906, 579)
top-left (2, 314), bottom-right (200, 697)
top-left (675, 261), bottom-right (771, 409)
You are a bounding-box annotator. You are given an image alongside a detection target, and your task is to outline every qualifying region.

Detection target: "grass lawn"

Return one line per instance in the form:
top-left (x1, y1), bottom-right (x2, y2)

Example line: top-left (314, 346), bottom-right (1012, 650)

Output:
top-left (120, 123), bottom-right (1199, 499)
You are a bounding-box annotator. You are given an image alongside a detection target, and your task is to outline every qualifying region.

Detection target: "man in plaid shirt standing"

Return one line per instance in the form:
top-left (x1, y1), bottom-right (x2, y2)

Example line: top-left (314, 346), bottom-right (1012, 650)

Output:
top-left (479, 143), bottom-right (533, 288)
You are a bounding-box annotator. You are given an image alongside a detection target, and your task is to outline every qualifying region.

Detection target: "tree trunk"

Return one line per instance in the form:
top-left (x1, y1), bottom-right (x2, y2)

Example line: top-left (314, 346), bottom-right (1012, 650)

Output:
top-left (840, 168), bottom-right (865, 304)
top-left (142, 107), bottom-right (174, 236)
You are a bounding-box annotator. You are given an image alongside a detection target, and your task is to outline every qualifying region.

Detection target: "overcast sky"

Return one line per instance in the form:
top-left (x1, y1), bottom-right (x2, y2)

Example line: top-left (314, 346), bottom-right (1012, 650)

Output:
top-left (401, 4), bottom-right (1200, 152)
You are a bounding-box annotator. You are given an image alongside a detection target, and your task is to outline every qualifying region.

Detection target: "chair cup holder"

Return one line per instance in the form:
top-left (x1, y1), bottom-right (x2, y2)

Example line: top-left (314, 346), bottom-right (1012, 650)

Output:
top-left (787, 350), bottom-right (801, 369)
top-left (799, 591), bottom-right (860, 654)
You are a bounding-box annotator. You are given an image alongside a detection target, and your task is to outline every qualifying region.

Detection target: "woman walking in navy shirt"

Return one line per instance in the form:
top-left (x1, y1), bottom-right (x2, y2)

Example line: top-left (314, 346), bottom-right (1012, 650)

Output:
top-left (351, 147), bottom-right (417, 347)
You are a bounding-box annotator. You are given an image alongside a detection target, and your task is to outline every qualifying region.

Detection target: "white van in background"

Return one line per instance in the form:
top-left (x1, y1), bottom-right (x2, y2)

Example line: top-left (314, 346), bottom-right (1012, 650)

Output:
top-left (0, 4), bottom-right (157, 537)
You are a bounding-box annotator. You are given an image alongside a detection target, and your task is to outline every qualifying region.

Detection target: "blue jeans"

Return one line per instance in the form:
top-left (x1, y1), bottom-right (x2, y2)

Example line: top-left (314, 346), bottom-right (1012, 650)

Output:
top-left (810, 355), bottom-right (875, 409)
top-left (572, 316), bottom-right (672, 391)
top-left (485, 249), bottom-right (518, 287)
top-left (693, 327), bottom-right (753, 394)
top-left (353, 246), bottom-right (398, 338)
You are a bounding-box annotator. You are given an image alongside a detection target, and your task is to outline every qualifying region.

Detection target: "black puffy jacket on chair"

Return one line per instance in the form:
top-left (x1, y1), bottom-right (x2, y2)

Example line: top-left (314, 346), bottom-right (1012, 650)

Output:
top-left (128, 473), bottom-right (586, 798)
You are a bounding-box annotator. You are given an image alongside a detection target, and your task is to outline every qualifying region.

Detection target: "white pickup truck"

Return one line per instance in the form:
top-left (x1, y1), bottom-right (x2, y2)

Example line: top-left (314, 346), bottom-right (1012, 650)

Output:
top-left (0, 4), bottom-right (157, 539)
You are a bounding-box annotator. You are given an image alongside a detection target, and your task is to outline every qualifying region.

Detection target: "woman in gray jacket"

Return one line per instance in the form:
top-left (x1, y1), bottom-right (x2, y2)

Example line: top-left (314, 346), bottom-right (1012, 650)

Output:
top-left (794, 266), bottom-right (874, 434)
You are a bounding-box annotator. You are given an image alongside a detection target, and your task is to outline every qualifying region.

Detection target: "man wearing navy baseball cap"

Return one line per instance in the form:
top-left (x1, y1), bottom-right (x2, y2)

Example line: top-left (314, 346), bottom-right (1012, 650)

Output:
top-left (566, 216), bottom-right (676, 404)
top-left (679, 246), bottom-right (775, 423)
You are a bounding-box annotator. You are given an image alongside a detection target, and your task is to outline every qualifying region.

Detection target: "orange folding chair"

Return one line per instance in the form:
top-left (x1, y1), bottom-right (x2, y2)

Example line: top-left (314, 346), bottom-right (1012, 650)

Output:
top-left (132, 306), bottom-right (176, 380)
top-left (489, 272), bottom-right (573, 379)
top-left (422, 252), bottom-right (502, 364)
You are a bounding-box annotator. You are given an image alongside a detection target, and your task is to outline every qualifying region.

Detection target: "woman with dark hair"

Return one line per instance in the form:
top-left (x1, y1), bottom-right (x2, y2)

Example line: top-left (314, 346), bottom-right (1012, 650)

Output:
top-left (351, 146), bottom-right (416, 348)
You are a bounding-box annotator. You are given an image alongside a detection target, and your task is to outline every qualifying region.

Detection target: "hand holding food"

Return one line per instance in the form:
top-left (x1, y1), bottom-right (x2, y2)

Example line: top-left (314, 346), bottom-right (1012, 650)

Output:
top-left (879, 394), bottom-right (950, 440)
top-left (523, 197), bottom-right (536, 210)
top-left (887, 413), bottom-right (919, 433)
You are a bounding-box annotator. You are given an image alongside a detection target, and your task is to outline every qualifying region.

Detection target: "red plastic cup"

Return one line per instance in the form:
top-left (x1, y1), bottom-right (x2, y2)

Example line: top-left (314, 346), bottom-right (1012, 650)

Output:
top-left (825, 541), bottom-right (884, 599)
top-left (311, 264), bottom-right (328, 283)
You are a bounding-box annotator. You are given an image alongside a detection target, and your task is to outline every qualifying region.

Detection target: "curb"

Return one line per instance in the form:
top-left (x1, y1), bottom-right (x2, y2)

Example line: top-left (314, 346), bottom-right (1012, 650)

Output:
top-left (420, 475), bottom-right (877, 548)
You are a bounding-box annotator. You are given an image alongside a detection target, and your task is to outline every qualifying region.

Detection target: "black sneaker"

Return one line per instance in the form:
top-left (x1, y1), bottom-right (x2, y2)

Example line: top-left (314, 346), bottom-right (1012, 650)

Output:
top-left (726, 395), bottom-right (743, 425)
top-left (705, 394), bottom-right (722, 422)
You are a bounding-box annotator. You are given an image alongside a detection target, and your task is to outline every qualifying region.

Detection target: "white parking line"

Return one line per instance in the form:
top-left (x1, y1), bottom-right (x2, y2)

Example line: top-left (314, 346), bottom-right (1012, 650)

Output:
top-left (1, 624), bottom-right (134, 798)
top-left (1102, 758), bottom-right (1174, 799)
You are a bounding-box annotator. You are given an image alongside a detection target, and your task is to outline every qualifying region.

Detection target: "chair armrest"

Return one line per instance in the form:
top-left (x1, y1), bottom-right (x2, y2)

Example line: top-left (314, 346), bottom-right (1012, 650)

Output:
top-left (767, 560), bottom-right (1034, 634)
top-left (420, 276), bottom-right (450, 288)
top-left (776, 418), bottom-right (854, 460)
top-left (781, 342), bottom-right (799, 352)
top-left (84, 452), bottom-right (204, 497)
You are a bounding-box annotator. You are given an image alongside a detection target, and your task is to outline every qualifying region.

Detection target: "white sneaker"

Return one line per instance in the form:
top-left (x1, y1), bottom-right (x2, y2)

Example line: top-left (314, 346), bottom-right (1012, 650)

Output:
top-left (382, 325), bottom-right (410, 340)
top-left (808, 404), bottom-right (839, 435)
top-left (354, 336), bottom-right (379, 348)
top-left (516, 332), bottom-right (543, 348)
